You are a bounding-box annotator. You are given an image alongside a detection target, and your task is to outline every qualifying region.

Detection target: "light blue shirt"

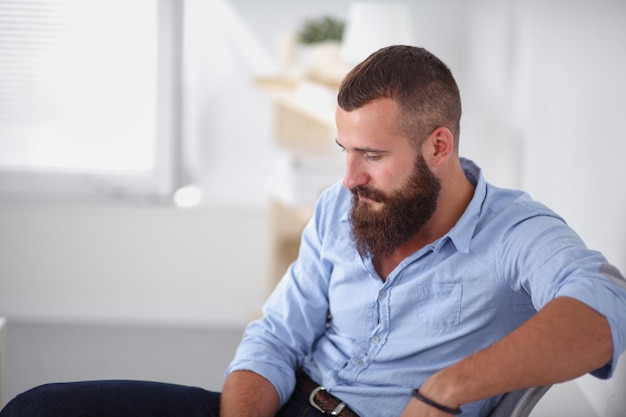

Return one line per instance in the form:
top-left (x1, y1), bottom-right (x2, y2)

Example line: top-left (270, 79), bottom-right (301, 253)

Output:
top-left (227, 159), bottom-right (626, 417)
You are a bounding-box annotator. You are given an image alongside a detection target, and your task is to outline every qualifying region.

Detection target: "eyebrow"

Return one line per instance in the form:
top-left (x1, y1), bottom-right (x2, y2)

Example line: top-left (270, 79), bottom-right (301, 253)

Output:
top-left (334, 138), bottom-right (390, 154)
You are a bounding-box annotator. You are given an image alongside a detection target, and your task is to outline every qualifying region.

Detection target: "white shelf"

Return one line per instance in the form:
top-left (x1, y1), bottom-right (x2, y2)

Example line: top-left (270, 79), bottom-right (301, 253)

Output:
top-left (256, 77), bottom-right (340, 290)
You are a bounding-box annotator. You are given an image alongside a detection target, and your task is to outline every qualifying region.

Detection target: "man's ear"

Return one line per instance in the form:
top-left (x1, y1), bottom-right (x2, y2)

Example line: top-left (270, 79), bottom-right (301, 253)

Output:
top-left (422, 127), bottom-right (454, 167)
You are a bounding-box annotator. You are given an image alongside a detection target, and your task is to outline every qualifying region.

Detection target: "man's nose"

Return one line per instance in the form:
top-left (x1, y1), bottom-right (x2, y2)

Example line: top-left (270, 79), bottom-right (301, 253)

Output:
top-left (343, 155), bottom-right (368, 190)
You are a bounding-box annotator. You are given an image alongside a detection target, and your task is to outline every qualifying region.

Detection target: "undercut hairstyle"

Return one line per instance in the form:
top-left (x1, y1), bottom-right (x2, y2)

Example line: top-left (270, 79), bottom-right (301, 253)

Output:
top-left (337, 45), bottom-right (462, 149)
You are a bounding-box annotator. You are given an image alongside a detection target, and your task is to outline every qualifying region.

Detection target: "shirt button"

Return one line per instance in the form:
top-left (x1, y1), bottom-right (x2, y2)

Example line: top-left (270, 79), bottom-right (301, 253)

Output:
top-left (370, 335), bottom-right (380, 343)
top-left (378, 291), bottom-right (386, 299)
top-left (355, 359), bottom-right (364, 366)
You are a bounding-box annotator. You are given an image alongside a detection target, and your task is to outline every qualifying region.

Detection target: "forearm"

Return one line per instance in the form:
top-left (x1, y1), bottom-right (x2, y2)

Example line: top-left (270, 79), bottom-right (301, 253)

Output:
top-left (221, 370), bottom-right (281, 417)
top-left (415, 297), bottom-right (613, 413)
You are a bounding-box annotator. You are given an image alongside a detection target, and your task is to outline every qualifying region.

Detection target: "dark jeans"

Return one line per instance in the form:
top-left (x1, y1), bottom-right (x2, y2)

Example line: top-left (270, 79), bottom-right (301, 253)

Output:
top-left (0, 380), bottom-right (325, 417)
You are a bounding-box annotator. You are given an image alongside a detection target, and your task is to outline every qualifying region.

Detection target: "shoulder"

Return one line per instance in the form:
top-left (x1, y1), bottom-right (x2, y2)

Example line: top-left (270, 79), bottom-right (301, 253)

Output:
top-left (483, 182), bottom-right (564, 225)
top-left (481, 183), bottom-right (591, 266)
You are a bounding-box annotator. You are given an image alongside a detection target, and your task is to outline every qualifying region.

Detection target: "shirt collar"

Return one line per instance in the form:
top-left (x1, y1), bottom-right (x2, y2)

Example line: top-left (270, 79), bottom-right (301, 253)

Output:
top-left (434, 157), bottom-right (485, 254)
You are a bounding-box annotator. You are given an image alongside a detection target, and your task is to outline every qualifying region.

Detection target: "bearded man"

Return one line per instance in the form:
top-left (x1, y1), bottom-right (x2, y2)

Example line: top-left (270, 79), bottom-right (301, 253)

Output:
top-left (4, 45), bottom-right (626, 417)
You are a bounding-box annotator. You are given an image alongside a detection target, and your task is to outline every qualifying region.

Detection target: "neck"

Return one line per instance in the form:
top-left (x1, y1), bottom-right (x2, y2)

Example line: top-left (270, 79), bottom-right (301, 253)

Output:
top-left (374, 159), bottom-right (475, 280)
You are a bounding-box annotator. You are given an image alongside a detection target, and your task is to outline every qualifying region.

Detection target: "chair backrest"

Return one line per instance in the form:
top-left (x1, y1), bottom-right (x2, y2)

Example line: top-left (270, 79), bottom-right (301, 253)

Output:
top-left (0, 317), bottom-right (6, 406)
top-left (487, 385), bottom-right (551, 417)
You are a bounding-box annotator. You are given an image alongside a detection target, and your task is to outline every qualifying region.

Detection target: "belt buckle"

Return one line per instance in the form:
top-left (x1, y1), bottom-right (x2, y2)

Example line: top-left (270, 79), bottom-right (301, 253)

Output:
top-left (309, 385), bottom-right (347, 416)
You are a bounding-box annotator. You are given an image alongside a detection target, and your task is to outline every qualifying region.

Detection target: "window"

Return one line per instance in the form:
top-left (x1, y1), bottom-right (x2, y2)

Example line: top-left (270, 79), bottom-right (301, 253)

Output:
top-left (0, 0), bottom-right (182, 202)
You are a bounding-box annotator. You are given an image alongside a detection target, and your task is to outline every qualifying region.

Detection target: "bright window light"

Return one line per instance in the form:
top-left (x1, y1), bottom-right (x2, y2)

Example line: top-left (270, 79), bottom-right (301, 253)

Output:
top-left (0, 0), bottom-right (180, 200)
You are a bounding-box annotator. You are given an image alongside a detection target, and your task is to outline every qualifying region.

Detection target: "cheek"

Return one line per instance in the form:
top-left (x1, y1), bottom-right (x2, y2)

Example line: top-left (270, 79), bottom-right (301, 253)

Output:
top-left (368, 167), bottom-right (395, 191)
top-left (378, 163), bottom-right (414, 191)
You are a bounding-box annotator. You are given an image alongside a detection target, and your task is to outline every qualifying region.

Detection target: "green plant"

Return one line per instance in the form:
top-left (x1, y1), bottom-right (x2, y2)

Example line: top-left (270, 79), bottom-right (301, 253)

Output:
top-left (297, 15), bottom-right (345, 44)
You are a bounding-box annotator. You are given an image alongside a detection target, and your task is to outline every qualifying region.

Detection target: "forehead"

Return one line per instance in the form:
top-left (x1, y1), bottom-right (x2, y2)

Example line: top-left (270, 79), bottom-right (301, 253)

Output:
top-left (335, 98), bottom-right (411, 149)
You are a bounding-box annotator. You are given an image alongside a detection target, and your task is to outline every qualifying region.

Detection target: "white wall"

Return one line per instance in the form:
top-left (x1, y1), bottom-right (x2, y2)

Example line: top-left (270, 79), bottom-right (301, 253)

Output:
top-left (0, 200), bottom-right (269, 327)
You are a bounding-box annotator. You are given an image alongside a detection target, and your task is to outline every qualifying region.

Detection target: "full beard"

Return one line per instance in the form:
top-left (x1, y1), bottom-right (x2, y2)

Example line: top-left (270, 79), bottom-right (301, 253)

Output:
top-left (350, 153), bottom-right (441, 258)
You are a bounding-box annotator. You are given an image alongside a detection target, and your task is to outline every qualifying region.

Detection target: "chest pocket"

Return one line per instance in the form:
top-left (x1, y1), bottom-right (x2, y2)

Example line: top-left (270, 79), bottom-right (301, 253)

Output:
top-left (417, 282), bottom-right (463, 330)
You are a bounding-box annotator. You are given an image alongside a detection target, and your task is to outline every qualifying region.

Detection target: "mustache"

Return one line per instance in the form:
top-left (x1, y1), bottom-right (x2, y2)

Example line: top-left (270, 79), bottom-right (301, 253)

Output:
top-left (351, 185), bottom-right (386, 203)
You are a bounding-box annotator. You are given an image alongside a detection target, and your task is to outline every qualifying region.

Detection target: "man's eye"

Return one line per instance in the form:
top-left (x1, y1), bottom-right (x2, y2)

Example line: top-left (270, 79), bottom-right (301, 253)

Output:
top-left (365, 153), bottom-right (380, 161)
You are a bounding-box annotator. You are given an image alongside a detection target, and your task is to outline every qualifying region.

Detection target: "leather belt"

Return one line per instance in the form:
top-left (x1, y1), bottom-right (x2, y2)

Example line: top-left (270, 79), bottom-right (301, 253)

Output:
top-left (295, 371), bottom-right (360, 417)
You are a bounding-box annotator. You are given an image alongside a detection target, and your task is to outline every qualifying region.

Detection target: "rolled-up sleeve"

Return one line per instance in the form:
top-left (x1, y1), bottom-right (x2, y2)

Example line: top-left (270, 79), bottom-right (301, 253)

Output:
top-left (500, 209), bottom-right (626, 378)
top-left (557, 262), bottom-right (626, 378)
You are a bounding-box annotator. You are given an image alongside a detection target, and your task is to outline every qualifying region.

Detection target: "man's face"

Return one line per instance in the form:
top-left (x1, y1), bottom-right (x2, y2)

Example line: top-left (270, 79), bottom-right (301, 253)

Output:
top-left (335, 97), bottom-right (442, 257)
top-left (350, 151), bottom-right (441, 257)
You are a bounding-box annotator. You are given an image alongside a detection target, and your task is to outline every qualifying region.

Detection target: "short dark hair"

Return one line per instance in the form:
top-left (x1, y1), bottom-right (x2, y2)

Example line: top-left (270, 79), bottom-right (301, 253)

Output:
top-left (338, 45), bottom-right (462, 149)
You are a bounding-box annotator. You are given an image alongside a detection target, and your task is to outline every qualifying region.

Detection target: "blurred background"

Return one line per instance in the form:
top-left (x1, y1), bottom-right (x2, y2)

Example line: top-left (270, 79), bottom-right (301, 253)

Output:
top-left (0, 0), bottom-right (624, 414)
